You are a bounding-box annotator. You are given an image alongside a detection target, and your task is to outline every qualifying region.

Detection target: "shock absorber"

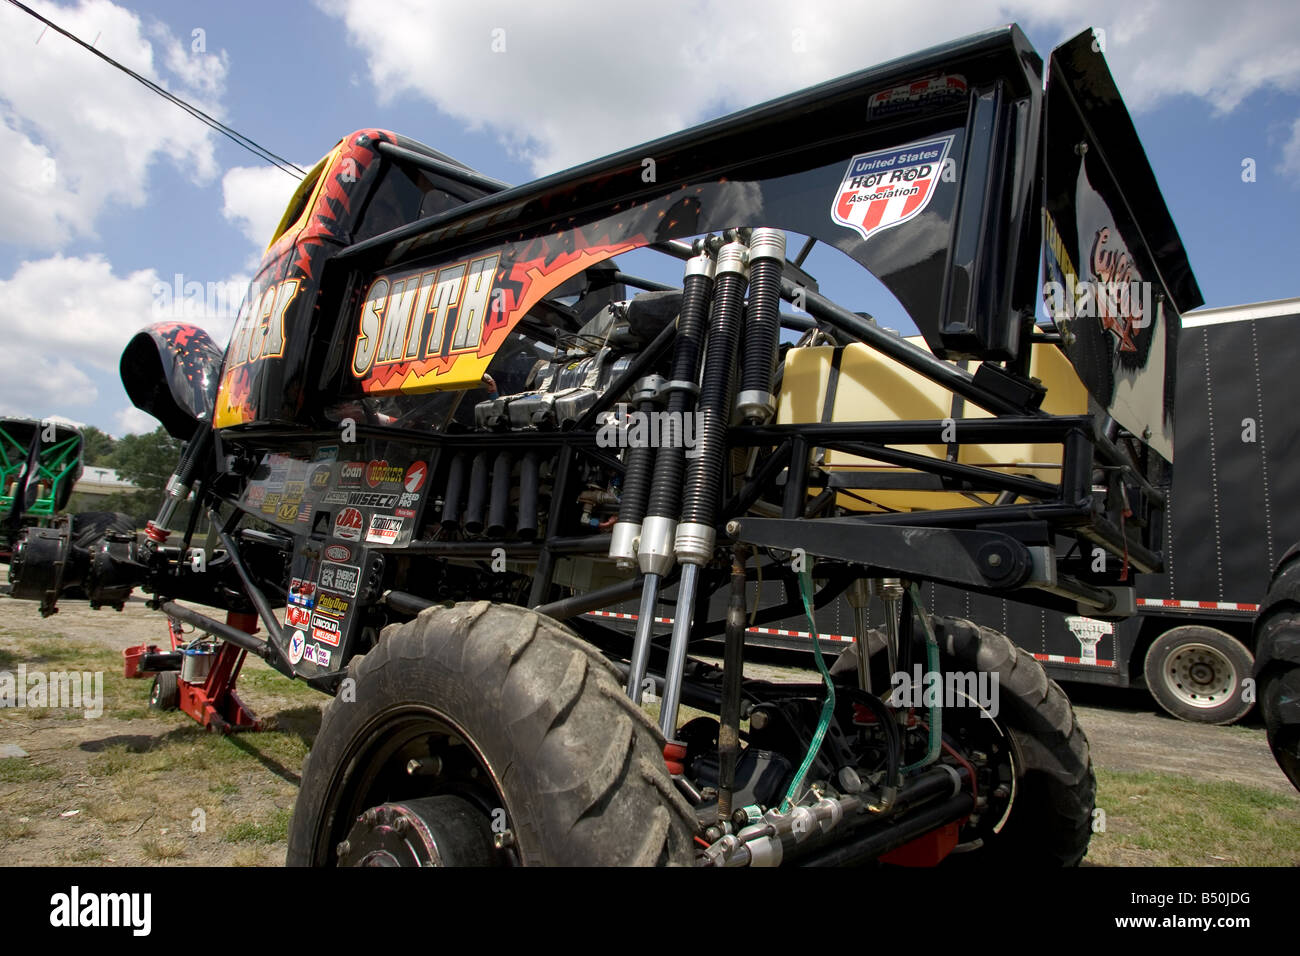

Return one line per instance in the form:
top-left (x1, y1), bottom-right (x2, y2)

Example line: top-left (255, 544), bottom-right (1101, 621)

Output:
top-left (659, 232), bottom-right (751, 740)
top-left (625, 242), bottom-right (715, 703)
top-left (144, 422), bottom-right (213, 546)
top-left (608, 375), bottom-right (666, 569)
top-left (735, 228), bottom-right (786, 424)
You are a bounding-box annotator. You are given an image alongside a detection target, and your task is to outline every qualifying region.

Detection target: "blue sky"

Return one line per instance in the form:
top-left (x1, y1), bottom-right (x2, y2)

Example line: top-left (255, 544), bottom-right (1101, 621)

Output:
top-left (0, 0), bottom-right (1296, 435)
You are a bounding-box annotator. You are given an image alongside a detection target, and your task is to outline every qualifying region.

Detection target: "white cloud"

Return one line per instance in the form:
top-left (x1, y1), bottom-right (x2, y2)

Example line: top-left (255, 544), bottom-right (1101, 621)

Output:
top-left (113, 405), bottom-right (157, 435)
top-left (1281, 117), bottom-right (1300, 180)
top-left (221, 163), bottom-right (306, 253)
top-left (319, 0), bottom-right (1300, 176)
top-left (0, 253), bottom-right (239, 421)
top-left (0, 0), bottom-right (229, 248)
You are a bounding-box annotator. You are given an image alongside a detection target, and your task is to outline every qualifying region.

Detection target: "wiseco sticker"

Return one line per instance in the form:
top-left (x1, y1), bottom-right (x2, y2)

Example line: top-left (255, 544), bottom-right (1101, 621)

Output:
top-left (832, 136), bottom-right (953, 242)
top-left (333, 507), bottom-right (363, 541)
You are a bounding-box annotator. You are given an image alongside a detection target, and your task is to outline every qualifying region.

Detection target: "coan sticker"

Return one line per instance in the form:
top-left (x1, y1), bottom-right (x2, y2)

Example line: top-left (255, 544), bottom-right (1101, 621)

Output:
top-left (334, 507), bottom-right (364, 541)
top-left (366, 513), bottom-right (404, 545)
top-left (832, 136), bottom-right (953, 242)
top-left (338, 461), bottom-right (365, 488)
top-left (404, 461), bottom-right (428, 494)
top-left (287, 629), bottom-right (307, 665)
top-left (286, 605), bottom-right (311, 628)
top-left (320, 561), bottom-right (361, 597)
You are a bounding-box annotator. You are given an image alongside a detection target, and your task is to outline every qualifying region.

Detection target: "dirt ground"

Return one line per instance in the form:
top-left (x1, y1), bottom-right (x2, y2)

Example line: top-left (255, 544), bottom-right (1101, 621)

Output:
top-left (1, 591), bottom-right (1295, 865)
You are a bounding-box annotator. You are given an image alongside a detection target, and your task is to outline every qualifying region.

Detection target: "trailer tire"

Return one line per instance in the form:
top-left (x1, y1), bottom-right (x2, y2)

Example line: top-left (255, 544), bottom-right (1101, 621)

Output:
top-left (931, 615), bottom-right (1095, 866)
top-left (148, 671), bottom-right (179, 711)
top-left (287, 601), bottom-right (697, 866)
top-left (1254, 549), bottom-right (1300, 792)
top-left (1143, 626), bottom-right (1254, 725)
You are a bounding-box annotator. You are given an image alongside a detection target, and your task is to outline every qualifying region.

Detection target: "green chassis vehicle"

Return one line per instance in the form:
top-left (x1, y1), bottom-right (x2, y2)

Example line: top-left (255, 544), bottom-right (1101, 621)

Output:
top-left (0, 418), bottom-right (83, 561)
top-left (11, 25), bottom-right (1249, 865)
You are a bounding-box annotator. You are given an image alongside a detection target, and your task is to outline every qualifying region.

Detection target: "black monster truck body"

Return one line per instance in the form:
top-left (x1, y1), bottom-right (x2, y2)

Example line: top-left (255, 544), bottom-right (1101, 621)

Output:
top-left (9, 26), bottom-right (1208, 864)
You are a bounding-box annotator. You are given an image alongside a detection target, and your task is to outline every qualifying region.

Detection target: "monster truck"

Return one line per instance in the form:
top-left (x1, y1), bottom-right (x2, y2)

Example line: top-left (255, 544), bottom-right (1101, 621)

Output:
top-left (8, 26), bottom-right (1203, 865)
top-left (1, 417), bottom-right (83, 561)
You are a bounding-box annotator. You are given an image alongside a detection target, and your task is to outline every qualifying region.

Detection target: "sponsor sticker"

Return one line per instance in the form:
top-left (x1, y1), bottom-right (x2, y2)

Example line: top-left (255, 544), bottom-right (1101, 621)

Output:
top-left (338, 461), bottom-right (365, 488)
top-left (403, 461), bottom-right (428, 494)
top-left (316, 593), bottom-right (350, 617)
top-left (1065, 616), bottom-right (1112, 664)
top-left (278, 500), bottom-right (299, 522)
top-left (346, 492), bottom-right (398, 508)
top-left (261, 492), bottom-right (282, 516)
top-left (302, 643), bottom-right (332, 667)
top-left (311, 614), bottom-right (341, 647)
top-left (286, 605), bottom-right (311, 628)
top-left (867, 74), bottom-right (966, 119)
top-left (366, 513), bottom-right (404, 546)
top-left (366, 460), bottom-right (405, 488)
top-left (246, 485), bottom-right (267, 507)
top-left (287, 629), bottom-right (307, 665)
top-left (288, 578), bottom-right (315, 608)
top-left (320, 562), bottom-right (361, 597)
top-left (831, 135), bottom-right (953, 242)
top-left (309, 465), bottom-right (331, 491)
top-left (323, 543), bottom-right (352, 563)
top-left (322, 491), bottom-right (347, 505)
top-left (334, 507), bottom-right (364, 541)
top-left (396, 508), bottom-right (416, 519)
top-left (313, 444), bottom-right (339, 462)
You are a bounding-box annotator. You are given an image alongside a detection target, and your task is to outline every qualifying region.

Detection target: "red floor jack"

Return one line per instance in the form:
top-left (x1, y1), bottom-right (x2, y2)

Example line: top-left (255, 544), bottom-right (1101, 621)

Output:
top-left (122, 611), bottom-right (263, 732)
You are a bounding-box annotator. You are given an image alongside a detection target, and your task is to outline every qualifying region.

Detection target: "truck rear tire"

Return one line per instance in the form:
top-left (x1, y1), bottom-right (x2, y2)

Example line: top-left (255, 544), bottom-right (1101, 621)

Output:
top-left (1254, 549), bottom-right (1300, 792)
top-left (931, 615), bottom-right (1095, 866)
top-left (287, 601), bottom-right (697, 866)
top-left (1142, 626), bottom-right (1254, 725)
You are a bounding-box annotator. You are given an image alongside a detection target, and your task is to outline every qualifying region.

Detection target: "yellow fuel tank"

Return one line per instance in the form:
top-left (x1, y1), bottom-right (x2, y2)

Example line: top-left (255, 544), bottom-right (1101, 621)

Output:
top-left (774, 335), bottom-right (1088, 512)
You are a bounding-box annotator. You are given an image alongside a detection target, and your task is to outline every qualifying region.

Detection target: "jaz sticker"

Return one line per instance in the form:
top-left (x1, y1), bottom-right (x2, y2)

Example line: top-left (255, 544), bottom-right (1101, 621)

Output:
top-left (832, 136), bottom-right (953, 242)
top-left (334, 506), bottom-right (364, 541)
top-left (404, 461), bottom-right (428, 494)
top-left (366, 513), bottom-right (404, 545)
top-left (287, 629), bottom-right (307, 665)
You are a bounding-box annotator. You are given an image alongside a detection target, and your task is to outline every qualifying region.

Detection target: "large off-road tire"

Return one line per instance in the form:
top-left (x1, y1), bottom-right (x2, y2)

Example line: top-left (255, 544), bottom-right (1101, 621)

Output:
top-left (929, 615), bottom-right (1096, 866)
top-left (1143, 626), bottom-right (1254, 725)
top-left (69, 511), bottom-right (135, 548)
top-left (287, 601), bottom-right (697, 866)
top-left (1254, 547), bottom-right (1300, 792)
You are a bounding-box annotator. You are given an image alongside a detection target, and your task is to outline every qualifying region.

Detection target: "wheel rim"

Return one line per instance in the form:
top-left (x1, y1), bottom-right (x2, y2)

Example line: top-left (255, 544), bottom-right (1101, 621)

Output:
top-left (1165, 642), bottom-right (1237, 709)
top-left (317, 706), bottom-right (512, 867)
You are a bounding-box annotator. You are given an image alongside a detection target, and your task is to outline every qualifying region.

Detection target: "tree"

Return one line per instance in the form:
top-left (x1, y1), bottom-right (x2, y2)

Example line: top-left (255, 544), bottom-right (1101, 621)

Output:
top-left (109, 427), bottom-right (183, 496)
top-left (79, 425), bottom-right (117, 466)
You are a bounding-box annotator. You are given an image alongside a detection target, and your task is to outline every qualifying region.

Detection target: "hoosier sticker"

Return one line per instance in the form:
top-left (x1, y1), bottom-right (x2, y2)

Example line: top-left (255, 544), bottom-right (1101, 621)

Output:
top-left (832, 136), bottom-right (953, 242)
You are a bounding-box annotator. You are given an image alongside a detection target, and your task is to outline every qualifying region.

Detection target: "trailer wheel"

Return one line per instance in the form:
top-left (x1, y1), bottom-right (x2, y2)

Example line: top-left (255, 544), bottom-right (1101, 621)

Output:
top-left (930, 615), bottom-right (1095, 866)
top-left (148, 671), bottom-right (179, 711)
top-left (1254, 549), bottom-right (1300, 792)
top-left (1143, 626), bottom-right (1254, 725)
top-left (287, 601), bottom-right (697, 866)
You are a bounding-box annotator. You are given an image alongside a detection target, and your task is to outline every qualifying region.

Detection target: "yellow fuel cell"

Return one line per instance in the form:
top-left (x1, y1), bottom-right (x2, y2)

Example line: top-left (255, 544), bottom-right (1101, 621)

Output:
top-left (775, 336), bottom-right (1088, 512)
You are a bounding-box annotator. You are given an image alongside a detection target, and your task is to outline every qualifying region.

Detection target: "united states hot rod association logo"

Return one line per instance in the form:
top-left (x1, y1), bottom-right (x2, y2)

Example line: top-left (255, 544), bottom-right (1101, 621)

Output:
top-left (832, 136), bottom-right (953, 242)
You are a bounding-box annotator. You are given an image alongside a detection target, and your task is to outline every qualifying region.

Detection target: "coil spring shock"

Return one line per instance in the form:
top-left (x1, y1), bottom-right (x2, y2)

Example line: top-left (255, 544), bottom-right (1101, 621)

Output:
top-left (675, 234), bottom-right (751, 565)
top-left (609, 377), bottom-right (665, 568)
top-left (735, 228), bottom-right (786, 424)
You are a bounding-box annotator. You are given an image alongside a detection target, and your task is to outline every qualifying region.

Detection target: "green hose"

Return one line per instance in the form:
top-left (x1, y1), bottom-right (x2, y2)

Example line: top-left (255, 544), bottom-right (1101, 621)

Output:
top-left (900, 583), bottom-right (942, 773)
top-left (779, 566), bottom-right (836, 813)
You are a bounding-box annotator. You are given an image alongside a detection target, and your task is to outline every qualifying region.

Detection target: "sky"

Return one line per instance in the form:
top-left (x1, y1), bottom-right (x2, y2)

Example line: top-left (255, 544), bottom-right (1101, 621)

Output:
top-left (0, 0), bottom-right (1297, 436)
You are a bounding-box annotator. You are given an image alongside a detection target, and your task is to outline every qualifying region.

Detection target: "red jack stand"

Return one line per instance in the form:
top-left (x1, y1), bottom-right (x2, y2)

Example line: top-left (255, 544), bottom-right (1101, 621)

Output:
top-left (123, 611), bottom-right (263, 733)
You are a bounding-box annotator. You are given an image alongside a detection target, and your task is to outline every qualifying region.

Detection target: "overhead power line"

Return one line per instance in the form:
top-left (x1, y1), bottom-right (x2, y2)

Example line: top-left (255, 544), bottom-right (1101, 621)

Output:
top-left (6, 0), bottom-right (306, 179)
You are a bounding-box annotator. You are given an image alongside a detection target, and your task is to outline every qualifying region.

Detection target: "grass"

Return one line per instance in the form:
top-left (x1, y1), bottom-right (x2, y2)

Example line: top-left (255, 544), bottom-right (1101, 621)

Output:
top-left (0, 758), bottom-right (57, 783)
top-left (224, 807), bottom-right (291, 844)
top-left (141, 838), bottom-right (186, 861)
top-left (1087, 768), bottom-right (1300, 866)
